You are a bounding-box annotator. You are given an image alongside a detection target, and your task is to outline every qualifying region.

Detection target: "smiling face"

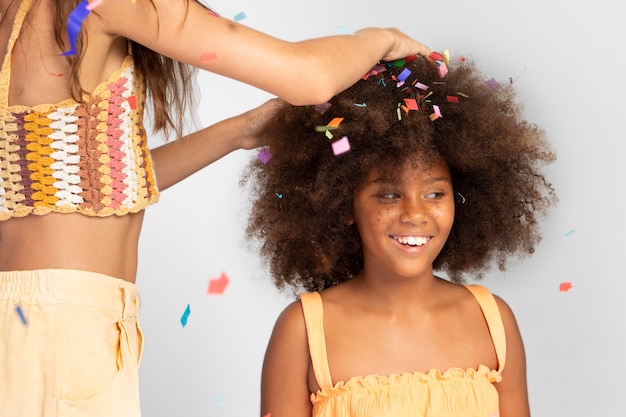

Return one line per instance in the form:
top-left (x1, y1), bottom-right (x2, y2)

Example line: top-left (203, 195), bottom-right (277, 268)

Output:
top-left (351, 158), bottom-right (455, 283)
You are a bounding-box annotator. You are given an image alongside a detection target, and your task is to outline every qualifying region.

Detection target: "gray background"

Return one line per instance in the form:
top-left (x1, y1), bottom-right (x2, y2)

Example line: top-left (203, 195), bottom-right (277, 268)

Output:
top-left (137, 0), bottom-right (625, 415)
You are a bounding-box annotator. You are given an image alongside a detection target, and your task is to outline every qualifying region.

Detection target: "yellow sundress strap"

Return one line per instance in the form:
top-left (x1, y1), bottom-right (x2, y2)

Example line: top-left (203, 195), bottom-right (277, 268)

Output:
top-left (300, 292), bottom-right (334, 389)
top-left (1, 0), bottom-right (33, 107)
top-left (465, 285), bottom-right (507, 373)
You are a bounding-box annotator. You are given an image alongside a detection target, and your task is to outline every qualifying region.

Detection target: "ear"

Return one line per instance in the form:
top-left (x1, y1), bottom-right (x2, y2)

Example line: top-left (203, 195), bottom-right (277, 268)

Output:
top-left (344, 213), bottom-right (355, 226)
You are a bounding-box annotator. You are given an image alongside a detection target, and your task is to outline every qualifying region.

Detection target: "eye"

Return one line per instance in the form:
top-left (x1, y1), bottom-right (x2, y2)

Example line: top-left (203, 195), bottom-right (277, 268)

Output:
top-left (376, 190), bottom-right (401, 200)
top-left (425, 191), bottom-right (446, 200)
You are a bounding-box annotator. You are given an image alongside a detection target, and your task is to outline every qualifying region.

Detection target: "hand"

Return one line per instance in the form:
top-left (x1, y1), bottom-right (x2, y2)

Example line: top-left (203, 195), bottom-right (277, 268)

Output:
top-left (356, 28), bottom-right (431, 63)
top-left (232, 98), bottom-right (288, 150)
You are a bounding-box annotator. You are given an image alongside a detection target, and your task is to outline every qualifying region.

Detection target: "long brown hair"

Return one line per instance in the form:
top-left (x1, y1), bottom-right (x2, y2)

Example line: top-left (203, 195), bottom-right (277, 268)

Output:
top-left (53, 0), bottom-right (205, 138)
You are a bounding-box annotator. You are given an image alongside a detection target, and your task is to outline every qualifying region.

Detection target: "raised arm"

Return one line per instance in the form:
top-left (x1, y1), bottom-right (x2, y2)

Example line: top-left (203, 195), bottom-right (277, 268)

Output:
top-left (94, 0), bottom-right (431, 105)
top-left (494, 296), bottom-right (531, 417)
top-left (261, 301), bottom-right (313, 417)
top-left (150, 98), bottom-right (285, 191)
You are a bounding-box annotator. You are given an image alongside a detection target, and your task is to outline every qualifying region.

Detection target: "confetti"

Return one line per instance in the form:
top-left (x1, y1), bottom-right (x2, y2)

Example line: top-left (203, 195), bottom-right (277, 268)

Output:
top-left (485, 78), bottom-right (501, 91)
top-left (263, 414), bottom-right (272, 417)
top-left (331, 136), bottom-right (351, 156)
top-left (415, 82), bottom-right (429, 91)
top-left (314, 102), bottom-right (332, 114)
top-left (15, 305), bottom-right (27, 325)
top-left (180, 304), bottom-right (191, 327)
top-left (327, 117), bottom-right (344, 128)
top-left (258, 148), bottom-right (272, 164)
top-left (397, 68), bottom-right (412, 82)
top-left (200, 52), bottom-right (218, 63)
top-left (428, 51), bottom-right (444, 61)
top-left (275, 193), bottom-right (283, 199)
top-left (233, 11), bottom-right (247, 21)
top-left (446, 95), bottom-right (459, 103)
top-left (61, 0), bottom-right (91, 56)
top-left (128, 95), bottom-right (137, 110)
top-left (437, 62), bottom-right (448, 78)
top-left (565, 229), bottom-right (575, 236)
top-left (337, 26), bottom-right (354, 35)
top-left (208, 272), bottom-right (229, 294)
top-left (404, 98), bottom-right (419, 110)
top-left (86, 0), bottom-right (103, 11)
top-left (214, 395), bottom-right (225, 406)
top-left (559, 282), bottom-right (574, 292)
top-left (353, 103), bottom-right (367, 107)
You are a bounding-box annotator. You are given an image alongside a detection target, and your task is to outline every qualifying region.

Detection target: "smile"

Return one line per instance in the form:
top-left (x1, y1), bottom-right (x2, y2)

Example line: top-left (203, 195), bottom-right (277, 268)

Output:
top-left (392, 235), bottom-right (430, 246)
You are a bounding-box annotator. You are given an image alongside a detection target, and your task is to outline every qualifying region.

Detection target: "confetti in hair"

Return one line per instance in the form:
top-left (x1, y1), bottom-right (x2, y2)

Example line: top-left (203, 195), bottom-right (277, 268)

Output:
top-left (61, 0), bottom-right (91, 56)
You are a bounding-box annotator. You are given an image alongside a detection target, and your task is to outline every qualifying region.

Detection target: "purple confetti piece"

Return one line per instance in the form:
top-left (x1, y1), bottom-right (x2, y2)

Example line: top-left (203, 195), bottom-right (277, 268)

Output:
top-left (485, 78), bottom-right (501, 91)
top-left (314, 102), bottom-right (332, 114)
top-left (258, 148), bottom-right (272, 164)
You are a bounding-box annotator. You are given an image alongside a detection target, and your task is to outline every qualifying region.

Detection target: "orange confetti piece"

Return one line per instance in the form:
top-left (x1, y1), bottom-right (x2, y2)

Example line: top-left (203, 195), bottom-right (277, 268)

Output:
top-left (559, 282), bottom-right (573, 292)
top-left (327, 117), bottom-right (344, 128)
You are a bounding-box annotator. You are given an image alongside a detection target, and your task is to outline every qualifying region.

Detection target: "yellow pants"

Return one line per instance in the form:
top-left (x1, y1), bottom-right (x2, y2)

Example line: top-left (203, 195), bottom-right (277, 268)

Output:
top-left (0, 269), bottom-right (143, 417)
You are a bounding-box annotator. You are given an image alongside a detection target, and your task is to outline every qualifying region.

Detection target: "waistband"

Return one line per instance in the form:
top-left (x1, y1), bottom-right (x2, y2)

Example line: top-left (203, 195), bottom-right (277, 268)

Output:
top-left (0, 269), bottom-right (139, 314)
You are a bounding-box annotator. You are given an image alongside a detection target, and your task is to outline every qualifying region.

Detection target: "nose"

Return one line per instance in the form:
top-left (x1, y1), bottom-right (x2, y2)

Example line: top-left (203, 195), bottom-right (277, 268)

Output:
top-left (399, 196), bottom-right (428, 224)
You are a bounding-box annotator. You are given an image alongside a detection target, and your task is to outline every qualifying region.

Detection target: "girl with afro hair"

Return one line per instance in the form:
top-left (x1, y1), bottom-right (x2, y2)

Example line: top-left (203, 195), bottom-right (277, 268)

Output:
top-left (244, 52), bottom-right (556, 417)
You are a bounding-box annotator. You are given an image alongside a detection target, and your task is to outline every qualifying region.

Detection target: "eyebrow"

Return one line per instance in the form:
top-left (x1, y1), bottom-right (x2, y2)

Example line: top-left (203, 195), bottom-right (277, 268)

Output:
top-left (369, 175), bottom-right (452, 185)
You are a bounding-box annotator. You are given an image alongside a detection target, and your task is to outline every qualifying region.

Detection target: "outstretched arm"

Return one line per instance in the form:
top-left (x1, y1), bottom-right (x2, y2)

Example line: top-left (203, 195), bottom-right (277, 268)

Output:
top-left (150, 98), bottom-right (285, 191)
top-left (494, 296), bottom-right (531, 417)
top-left (95, 0), bottom-right (431, 105)
top-left (261, 301), bottom-right (312, 417)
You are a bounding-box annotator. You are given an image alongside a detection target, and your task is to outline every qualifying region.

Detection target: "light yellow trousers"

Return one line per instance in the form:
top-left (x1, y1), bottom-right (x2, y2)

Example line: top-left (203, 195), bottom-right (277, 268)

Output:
top-left (0, 269), bottom-right (143, 417)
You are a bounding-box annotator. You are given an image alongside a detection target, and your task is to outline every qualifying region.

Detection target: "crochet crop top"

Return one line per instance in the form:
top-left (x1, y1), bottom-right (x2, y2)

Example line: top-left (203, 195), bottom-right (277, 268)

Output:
top-left (301, 285), bottom-right (506, 417)
top-left (0, 0), bottom-right (159, 221)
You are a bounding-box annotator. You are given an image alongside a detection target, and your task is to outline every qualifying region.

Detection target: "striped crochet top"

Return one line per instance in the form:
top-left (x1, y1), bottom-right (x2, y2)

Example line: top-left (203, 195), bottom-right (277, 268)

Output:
top-left (0, 0), bottom-right (159, 221)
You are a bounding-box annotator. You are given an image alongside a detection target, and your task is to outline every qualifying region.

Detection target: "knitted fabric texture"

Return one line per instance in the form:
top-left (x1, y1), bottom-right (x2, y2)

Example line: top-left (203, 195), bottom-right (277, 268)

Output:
top-left (0, 0), bottom-right (159, 220)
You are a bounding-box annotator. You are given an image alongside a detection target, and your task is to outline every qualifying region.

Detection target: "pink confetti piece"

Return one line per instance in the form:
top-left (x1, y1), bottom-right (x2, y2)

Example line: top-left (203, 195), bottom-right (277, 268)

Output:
top-left (437, 62), bottom-right (448, 78)
top-left (85, 0), bottom-right (103, 11)
top-left (433, 105), bottom-right (442, 117)
top-left (559, 282), bottom-right (574, 292)
top-left (258, 148), bottom-right (272, 164)
top-left (208, 272), bottom-right (229, 294)
top-left (415, 81), bottom-right (429, 91)
top-left (200, 52), bottom-right (218, 63)
top-left (332, 136), bottom-right (351, 156)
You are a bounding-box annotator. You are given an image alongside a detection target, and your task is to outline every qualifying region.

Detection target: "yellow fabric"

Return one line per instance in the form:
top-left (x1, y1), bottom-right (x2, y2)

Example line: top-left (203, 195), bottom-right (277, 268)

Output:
top-left (300, 285), bottom-right (505, 417)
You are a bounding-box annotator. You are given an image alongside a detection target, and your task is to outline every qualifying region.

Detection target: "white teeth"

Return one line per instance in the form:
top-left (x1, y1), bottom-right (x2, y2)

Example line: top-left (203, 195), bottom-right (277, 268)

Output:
top-left (395, 236), bottom-right (428, 246)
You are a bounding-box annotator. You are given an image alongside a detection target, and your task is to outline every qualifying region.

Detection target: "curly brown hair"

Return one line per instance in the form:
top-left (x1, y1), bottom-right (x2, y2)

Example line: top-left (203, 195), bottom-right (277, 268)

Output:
top-left (243, 53), bottom-right (556, 294)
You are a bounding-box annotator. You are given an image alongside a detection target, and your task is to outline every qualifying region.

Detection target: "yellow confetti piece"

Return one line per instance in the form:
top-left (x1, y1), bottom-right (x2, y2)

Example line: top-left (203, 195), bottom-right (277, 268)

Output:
top-left (443, 49), bottom-right (450, 65)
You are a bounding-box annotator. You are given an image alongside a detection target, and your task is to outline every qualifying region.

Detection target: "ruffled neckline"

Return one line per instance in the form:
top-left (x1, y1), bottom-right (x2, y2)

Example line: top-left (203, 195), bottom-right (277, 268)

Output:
top-left (314, 364), bottom-right (501, 398)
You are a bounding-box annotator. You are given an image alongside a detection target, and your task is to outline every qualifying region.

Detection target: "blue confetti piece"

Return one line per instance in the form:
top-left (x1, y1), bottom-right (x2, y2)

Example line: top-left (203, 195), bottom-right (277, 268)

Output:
top-left (61, 0), bottom-right (91, 56)
top-left (15, 305), bottom-right (27, 325)
top-left (214, 395), bottom-right (225, 406)
top-left (233, 11), bottom-right (247, 22)
top-left (397, 68), bottom-right (412, 82)
top-left (180, 304), bottom-right (191, 327)
top-left (565, 229), bottom-right (575, 236)
top-left (275, 193), bottom-right (283, 199)
top-left (337, 26), bottom-right (354, 35)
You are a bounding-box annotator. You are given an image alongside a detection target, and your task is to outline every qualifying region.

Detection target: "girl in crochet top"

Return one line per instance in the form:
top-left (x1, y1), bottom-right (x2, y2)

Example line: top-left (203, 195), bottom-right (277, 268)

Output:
top-left (244, 53), bottom-right (556, 417)
top-left (0, 1), bottom-right (429, 416)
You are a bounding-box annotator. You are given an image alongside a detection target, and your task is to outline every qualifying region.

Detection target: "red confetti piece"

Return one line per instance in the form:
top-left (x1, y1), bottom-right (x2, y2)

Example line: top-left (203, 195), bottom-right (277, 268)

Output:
top-left (404, 98), bottom-right (419, 110)
top-left (208, 272), bottom-right (230, 294)
top-left (446, 96), bottom-right (459, 103)
top-left (128, 95), bottom-right (137, 110)
top-left (559, 282), bottom-right (574, 292)
top-left (428, 51), bottom-right (444, 61)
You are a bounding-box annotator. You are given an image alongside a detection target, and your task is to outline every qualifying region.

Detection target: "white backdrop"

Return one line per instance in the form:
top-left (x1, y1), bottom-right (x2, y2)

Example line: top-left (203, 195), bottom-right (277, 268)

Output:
top-left (137, 0), bottom-right (626, 416)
